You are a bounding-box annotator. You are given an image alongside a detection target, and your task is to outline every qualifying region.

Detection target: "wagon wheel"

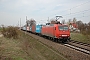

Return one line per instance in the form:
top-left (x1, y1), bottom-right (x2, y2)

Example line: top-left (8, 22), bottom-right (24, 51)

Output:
top-left (52, 38), bottom-right (55, 42)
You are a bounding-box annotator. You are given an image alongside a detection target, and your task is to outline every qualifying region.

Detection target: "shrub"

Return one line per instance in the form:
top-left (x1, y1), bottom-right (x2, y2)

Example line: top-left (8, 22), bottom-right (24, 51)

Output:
top-left (1, 26), bottom-right (19, 39)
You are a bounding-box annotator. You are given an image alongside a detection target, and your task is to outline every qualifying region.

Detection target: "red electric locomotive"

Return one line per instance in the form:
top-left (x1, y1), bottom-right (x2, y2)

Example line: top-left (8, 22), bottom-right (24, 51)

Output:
top-left (41, 24), bottom-right (70, 43)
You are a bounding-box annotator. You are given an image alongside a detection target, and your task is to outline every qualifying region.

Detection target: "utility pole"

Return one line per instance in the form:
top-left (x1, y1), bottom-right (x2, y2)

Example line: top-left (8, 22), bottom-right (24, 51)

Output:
top-left (26, 16), bottom-right (27, 21)
top-left (26, 16), bottom-right (28, 26)
top-left (26, 16), bottom-right (27, 23)
top-left (47, 17), bottom-right (49, 23)
top-left (18, 21), bottom-right (19, 27)
top-left (20, 18), bottom-right (21, 29)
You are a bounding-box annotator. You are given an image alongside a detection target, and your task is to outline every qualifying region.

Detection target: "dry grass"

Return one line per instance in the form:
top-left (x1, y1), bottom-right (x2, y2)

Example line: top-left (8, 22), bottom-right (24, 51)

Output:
top-left (0, 30), bottom-right (65, 60)
top-left (70, 33), bottom-right (90, 44)
top-left (1, 26), bottom-right (19, 39)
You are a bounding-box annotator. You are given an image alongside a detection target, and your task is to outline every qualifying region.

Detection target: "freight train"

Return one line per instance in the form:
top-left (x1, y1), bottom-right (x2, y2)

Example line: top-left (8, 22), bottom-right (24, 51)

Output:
top-left (21, 22), bottom-right (71, 43)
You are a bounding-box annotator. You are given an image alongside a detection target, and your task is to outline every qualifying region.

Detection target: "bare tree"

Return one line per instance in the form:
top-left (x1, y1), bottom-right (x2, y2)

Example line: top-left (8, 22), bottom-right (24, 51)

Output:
top-left (76, 20), bottom-right (83, 31)
top-left (29, 19), bottom-right (36, 26)
top-left (73, 18), bottom-right (77, 23)
top-left (87, 22), bottom-right (90, 34)
top-left (68, 19), bottom-right (71, 23)
top-left (88, 22), bottom-right (90, 26)
top-left (26, 19), bottom-right (36, 26)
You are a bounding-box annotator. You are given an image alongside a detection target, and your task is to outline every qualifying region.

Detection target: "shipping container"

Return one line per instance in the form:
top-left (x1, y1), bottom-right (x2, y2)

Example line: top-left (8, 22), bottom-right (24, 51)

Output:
top-left (35, 25), bottom-right (42, 33)
top-left (23, 26), bottom-right (26, 31)
top-left (27, 26), bottom-right (30, 31)
top-left (30, 26), bottom-right (32, 31)
top-left (31, 24), bottom-right (36, 33)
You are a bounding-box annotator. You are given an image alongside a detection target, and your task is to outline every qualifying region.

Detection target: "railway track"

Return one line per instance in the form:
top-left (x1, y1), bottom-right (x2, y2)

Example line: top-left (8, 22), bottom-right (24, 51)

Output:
top-left (64, 40), bottom-right (90, 55)
top-left (22, 31), bottom-right (90, 60)
top-left (26, 30), bottom-right (90, 55)
top-left (70, 40), bottom-right (90, 47)
top-left (22, 30), bottom-right (90, 54)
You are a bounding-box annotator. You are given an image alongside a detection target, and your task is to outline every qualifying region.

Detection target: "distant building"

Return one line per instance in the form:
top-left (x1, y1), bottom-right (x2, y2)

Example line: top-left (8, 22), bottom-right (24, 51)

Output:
top-left (69, 22), bottom-right (80, 32)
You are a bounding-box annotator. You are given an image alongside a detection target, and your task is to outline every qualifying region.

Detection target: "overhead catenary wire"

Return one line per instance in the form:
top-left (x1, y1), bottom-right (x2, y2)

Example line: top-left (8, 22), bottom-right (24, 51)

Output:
top-left (60, 1), bottom-right (90, 22)
top-left (63, 9), bottom-right (90, 16)
top-left (49, 1), bottom-right (90, 22)
top-left (59, 0), bottom-right (90, 14)
top-left (69, 1), bottom-right (90, 10)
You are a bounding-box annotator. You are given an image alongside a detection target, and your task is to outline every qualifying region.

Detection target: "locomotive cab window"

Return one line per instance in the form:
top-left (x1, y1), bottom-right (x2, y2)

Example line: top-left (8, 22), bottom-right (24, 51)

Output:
top-left (59, 26), bottom-right (68, 30)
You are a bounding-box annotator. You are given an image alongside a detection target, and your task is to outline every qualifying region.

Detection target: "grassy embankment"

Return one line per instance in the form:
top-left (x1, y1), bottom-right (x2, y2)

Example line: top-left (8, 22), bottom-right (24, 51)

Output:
top-left (0, 29), bottom-right (65, 60)
top-left (70, 33), bottom-right (90, 44)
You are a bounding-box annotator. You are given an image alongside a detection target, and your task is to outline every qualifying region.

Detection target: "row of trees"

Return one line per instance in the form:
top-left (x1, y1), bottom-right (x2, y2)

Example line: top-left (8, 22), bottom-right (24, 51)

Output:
top-left (61, 18), bottom-right (77, 24)
top-left (62, 18), bottom-right (90, 35)
top-left (76, 21), bottom-right (90, 35)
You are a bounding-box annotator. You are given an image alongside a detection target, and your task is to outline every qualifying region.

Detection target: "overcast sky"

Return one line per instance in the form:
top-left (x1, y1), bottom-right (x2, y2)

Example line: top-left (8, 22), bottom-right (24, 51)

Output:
top-left (0, 0), bottom-right (90, 26)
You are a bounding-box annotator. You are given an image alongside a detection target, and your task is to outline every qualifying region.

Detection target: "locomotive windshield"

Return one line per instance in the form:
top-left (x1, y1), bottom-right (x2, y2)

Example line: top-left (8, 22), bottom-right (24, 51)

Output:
top-left (59, 26), bottom-right (68, 30)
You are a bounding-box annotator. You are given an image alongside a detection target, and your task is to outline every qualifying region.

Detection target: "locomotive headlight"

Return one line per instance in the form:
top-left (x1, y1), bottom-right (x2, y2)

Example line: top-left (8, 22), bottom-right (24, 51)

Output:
top-left (62, 35), bottom-right (67, 36)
